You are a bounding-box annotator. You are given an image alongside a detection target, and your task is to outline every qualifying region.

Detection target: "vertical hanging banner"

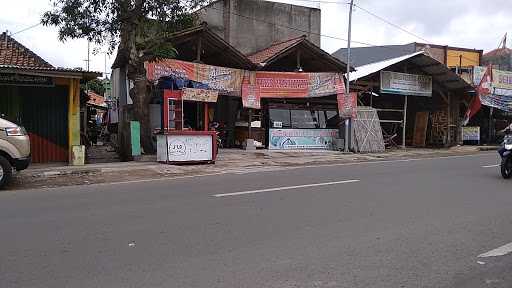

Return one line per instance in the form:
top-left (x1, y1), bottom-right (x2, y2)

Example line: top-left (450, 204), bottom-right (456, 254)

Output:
top-left (337, 92), bottom-right (357, 119)
top-left (241, 71), bottom-right (261, 109)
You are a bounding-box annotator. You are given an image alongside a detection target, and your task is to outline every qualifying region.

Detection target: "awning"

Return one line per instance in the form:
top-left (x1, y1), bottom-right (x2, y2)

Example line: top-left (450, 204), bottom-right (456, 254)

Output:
top-left (347, 51), bottom-right (473, 92)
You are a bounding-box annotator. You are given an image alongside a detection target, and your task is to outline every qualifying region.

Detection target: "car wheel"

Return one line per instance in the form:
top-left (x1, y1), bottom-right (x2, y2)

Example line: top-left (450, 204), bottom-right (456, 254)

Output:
top-left (0, 155), bottom-right (13, 189)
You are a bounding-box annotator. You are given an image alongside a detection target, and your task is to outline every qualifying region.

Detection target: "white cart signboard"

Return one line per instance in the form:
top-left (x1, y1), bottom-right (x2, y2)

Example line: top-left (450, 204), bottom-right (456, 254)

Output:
top-left (157, 134), bottom-right (213, 162)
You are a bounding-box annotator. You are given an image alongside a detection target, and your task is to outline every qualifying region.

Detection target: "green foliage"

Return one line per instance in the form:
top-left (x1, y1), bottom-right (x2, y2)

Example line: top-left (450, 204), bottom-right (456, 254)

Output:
top-left (42, 0), bottom-right (208, 66)
top-left (81, 79), bottom-right (106, 96)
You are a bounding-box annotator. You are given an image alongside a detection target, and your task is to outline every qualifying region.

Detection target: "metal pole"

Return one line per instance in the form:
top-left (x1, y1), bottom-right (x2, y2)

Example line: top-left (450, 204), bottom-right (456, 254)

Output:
top-left (248, 108), bottom-right (253, 139)
top-left (489, 107), bottom-right (494, 144)
top-left (104, 53), bottom-right (107, 79)
top-left (402, 95), bottom-right (408, 149)
top-left (344, 0), bottom-right (354, 152)
top-left (87, 41), bottom-right (90, 71)
top-left (447, 93), bottom-right (451, 146)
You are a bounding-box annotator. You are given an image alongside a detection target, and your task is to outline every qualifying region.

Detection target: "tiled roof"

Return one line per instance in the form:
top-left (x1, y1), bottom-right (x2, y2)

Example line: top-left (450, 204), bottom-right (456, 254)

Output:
top-left (247, 35), bottom-right (306, 64)
top-left (484, 47), bottom-right (512, 58)
top-left (87, 91), bottom-right (107, 107)
top-left (0, 32), bottom-right (54, 69)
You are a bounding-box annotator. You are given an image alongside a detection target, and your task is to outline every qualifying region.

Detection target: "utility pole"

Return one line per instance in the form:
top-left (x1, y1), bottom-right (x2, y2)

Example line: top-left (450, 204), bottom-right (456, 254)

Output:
top-left (344, 0), bottom-right (354, 152)
top-left (87, 41), bottom-right (90, 71)
top-left (104, 52), bottom-right (107, 79)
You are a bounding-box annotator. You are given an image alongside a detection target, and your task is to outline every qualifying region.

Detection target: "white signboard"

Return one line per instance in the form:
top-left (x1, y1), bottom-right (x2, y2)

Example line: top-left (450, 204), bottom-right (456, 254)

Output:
top-left (273, 121), bottom-right (283, 128)
top-left (462, 126), bottom-right (480, 142)
top-left (380, 71), bottom-right (432, 97)
top-left (167, 135), bottom-right (213, 162)
top-left (269, 129), bottom-right (338, 150)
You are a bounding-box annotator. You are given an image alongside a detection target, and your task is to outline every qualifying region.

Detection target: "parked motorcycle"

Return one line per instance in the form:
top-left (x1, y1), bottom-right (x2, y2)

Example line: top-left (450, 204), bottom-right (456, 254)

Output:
top-left (209, 122), bottom-right (223, 154)
top-left (499, 131), bottom-right (512, 179)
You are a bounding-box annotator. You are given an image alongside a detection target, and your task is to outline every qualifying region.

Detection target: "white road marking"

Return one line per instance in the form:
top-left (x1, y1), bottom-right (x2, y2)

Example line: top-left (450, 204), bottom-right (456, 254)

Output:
top-left (478, 242), bottom-right (512, 258)
top-left (482, 164), bottom-right (499, 168)
top-left (213, 180), bottom-right (360, 197)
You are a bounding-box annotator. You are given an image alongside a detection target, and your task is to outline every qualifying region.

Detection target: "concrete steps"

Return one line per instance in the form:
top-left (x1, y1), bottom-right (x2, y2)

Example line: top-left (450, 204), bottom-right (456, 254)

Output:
top-left (86, 144), bottom-right (120, 164)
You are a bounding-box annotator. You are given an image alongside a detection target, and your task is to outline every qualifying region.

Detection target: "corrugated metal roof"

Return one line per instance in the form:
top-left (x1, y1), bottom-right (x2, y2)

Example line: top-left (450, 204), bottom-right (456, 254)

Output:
top-left (332, 44), bottom-right (416, 67)
top-left (348, 51), bottom-right (473, 91)
top-left (348, 51), bottom-right (424, 81)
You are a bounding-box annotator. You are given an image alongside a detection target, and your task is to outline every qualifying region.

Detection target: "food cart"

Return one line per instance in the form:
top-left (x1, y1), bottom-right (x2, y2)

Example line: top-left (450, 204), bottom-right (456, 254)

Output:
top-left (156, 89), bottom-right (218, 164)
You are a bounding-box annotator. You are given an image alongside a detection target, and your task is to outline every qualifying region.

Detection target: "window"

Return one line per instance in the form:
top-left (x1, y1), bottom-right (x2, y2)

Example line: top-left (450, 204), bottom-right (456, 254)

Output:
top-left (269, 109), bottom-right (291, 128)
top-left (291, 110), bottom-right (317, 129)
top-left (324, 110), bottom-right (340, 129)
top-left (269, 107), bottom-right (339, 129)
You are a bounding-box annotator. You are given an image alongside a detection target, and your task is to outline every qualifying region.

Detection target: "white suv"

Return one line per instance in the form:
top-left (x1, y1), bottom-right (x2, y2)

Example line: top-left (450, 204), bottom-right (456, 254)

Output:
top-left (0, 117), bottom-right (31, 189)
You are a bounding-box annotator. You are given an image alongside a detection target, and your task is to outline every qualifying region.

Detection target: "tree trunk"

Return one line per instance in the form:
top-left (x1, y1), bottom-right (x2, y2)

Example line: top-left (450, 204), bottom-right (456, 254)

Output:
top-left (129, 72), bottom-right (155, 154)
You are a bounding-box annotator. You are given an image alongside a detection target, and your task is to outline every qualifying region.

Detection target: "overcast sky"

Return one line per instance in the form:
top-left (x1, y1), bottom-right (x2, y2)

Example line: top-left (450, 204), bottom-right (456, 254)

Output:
top-left (1, 0), bottom-right (510, 77)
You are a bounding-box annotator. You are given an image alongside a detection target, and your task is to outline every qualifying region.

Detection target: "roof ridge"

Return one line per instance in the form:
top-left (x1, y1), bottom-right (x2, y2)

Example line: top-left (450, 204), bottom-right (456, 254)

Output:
top-left (0, 32), bottom-right (54, 69)
top-left (268, 35), bottom-right (306, 47)
top-left (484, 47), bottom-right (512, 57)
top-left (247, 35), bottom-right (306, 57)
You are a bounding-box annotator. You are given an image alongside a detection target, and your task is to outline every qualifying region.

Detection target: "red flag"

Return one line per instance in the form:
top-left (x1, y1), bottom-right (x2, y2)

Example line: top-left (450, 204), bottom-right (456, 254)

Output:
top-left (463, 65), bottom-right (493, 125)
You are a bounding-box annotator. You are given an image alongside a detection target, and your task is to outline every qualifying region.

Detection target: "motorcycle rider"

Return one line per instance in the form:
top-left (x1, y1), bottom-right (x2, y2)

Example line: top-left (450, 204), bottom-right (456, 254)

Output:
top-left (498, 122), bottom-right (512, 156)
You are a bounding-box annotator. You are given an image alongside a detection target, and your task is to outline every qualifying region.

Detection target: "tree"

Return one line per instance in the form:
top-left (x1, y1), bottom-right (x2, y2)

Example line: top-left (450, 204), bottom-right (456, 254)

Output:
top-left (81, 79), bottom-right (106, 96)
top-left (42, 0), bottom-right (207, 154)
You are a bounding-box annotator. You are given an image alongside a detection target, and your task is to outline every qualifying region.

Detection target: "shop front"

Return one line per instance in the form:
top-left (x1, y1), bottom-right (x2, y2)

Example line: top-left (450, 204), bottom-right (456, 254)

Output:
top-left (349, 51), bottom-right (474, 148)
top-left (265, 99), bottom-right (340, 150)
top-left (240, 71), bottom-right (346, 151)
top-left (146, 59), bottom-right (348, 152)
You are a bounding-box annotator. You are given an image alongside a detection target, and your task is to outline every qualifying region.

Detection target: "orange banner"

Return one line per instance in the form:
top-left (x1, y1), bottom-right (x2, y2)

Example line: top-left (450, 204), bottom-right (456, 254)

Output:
top-left (146, 59), bottom-right (243, 96)
top-left (147, 59), bottom-right (349, 114)
top-left (256, 72), bottom-right (310, 98)
top-left (146, 59), bottom-right (195, 81)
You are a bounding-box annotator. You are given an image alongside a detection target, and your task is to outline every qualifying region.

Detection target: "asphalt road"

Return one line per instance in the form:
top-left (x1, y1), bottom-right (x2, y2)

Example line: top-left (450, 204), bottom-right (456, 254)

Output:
top-left (2, 152), bottom-right (512, 288)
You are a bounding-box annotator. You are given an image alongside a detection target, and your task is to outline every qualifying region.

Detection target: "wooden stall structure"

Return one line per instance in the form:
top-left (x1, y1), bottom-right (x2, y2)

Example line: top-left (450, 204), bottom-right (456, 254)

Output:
top-left (348, 51), bottom-right (474, 148)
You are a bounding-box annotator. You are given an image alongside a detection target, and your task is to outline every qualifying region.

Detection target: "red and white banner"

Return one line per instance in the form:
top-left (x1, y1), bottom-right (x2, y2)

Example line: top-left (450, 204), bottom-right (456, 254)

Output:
top-left (241, 71), bottom-right (347, 110)
top-left (337, 92), bottom-right (357, 119)
top-left (147, 59), bottom-right (350, 114)
top-left (241, 72), bottom-right (261, 109)
top-left (464, 65), bottom-right (492, 124)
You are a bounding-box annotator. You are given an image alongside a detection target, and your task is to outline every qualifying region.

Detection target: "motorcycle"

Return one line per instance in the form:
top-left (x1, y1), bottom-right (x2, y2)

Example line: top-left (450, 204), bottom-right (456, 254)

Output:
top-left (499, 131), bottom-right (512, 179)
top-left (209, 122), bottom-right (223, 154)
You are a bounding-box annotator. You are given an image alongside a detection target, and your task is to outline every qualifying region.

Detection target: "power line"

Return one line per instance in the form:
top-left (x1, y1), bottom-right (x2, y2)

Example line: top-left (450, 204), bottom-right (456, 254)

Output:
top-left (352, 3), bottom-right (430, 44)
top-left (11, 22), bottom-right (42, 36)
top-left (447, 54), bottom-right (480, 65)
top-left (282, 0), bottom-right (349, 4)
top-left (206, 5), bottom-right (377, 47)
